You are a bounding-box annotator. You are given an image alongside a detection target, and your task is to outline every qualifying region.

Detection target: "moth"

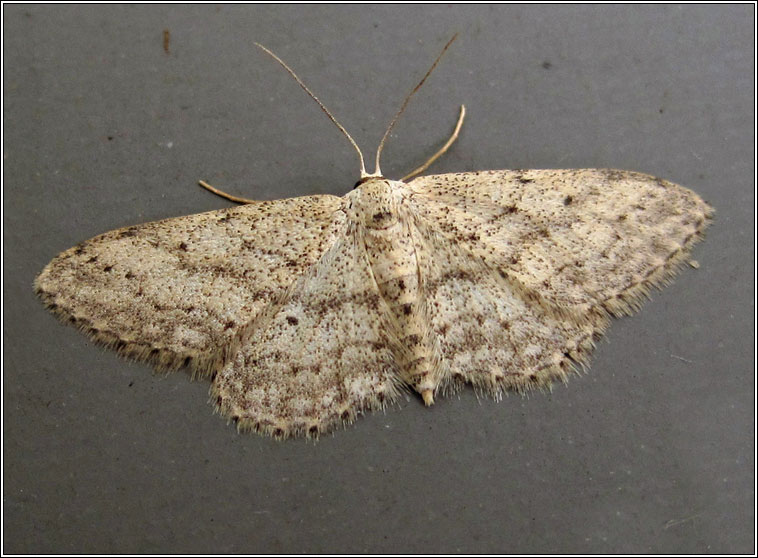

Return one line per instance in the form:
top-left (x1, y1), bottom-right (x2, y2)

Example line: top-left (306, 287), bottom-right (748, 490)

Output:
top-left (35, 36), bottom-right (712, 439)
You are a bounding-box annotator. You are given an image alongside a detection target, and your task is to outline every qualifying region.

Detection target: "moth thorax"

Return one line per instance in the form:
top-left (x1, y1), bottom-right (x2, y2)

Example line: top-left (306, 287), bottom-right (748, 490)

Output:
top-left (348, 178), bottom-right (404, 230)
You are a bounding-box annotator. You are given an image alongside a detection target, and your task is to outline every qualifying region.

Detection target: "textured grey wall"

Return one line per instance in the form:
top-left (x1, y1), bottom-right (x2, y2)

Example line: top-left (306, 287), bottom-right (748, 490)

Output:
top-left (4, 4), bottom-right (753, 553)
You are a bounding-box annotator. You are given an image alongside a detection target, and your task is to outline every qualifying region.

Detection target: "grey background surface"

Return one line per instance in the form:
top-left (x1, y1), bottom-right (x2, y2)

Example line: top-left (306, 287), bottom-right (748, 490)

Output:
top-left (4, 4), bottom-right (754, 554)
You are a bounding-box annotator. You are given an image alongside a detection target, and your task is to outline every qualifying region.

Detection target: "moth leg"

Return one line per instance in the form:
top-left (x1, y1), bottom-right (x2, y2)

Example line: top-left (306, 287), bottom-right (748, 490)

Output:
top-left (401, 104), bottom-right (466, 182)
top-left (198, 180), bottom-right (257, 204)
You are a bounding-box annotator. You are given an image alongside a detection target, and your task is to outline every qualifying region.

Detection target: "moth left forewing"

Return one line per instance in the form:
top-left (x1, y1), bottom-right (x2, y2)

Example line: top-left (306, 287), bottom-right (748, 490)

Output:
top-left (35, 194), bottom-right (346, 375)
top-left (407, 169), bottom-right (712, 317)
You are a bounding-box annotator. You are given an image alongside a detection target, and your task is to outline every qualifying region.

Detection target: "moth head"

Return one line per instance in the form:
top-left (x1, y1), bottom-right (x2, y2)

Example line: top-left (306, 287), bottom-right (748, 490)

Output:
top-left (347, 178), bottom-right (402, 229)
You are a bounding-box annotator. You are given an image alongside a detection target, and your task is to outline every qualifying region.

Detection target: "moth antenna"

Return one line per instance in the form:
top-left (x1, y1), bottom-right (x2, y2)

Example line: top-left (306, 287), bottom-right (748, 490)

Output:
top-left (254, 42), bottom-right (369, 178)
top-left (374, 33), bottom-right (459, 176)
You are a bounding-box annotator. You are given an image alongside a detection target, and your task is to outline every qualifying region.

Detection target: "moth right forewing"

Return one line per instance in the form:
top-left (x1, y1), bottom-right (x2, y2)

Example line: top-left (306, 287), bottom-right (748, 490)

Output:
top-left (407, 169), bottom-right (712, 317)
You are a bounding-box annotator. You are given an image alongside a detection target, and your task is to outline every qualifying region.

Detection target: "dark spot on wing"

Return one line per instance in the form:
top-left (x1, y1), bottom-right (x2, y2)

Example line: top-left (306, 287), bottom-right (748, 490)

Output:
top-left (373, 211), bottom-right (392, 222)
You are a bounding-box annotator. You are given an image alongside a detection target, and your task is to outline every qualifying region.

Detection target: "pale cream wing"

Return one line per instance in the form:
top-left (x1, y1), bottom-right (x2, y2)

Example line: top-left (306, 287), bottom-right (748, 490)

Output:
top-left (411, 218), bottom-right (606, 396)
top-left (211, 224), bottom-right (405, 439)
top-left (408, 169), bottom-right (712, 317)
top-left (35, 194), bottom-right (346, 373)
